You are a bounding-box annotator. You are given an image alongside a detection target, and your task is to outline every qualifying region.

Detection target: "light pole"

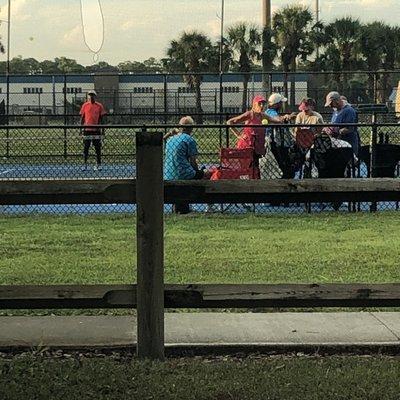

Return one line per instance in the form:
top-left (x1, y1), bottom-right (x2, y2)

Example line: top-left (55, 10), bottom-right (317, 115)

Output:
top-left (219, 0), bottom-right (224, 74)
top-left (218, 0), bottom-right (225, 118)
top-left (262, 0), bottom-right (272, 90)
top-left (6, 0), bottom-right (11, 156)
top-left (315, 0), bottom-right (320, 58)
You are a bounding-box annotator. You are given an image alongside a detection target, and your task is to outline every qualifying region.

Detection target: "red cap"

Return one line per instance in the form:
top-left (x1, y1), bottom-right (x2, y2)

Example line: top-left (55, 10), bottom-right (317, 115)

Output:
top-left (253, 95), bottom-right (267, 104)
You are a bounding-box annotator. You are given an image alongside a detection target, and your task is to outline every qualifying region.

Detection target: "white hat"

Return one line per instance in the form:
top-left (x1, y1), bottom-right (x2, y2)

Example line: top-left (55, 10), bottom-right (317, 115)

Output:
top-left (87, 89), bottom-right (97, 96)
top-left (268, 93), bottom-right (287, 105)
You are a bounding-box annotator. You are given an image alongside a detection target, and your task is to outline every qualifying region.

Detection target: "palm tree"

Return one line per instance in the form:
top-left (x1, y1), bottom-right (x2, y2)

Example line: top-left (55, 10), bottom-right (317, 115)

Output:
top-left (272, 6), bottom-right (314, 106)
top-left (319, 18), bottom-right (363, 94)
top-left (226, 22), bottom-right (261, 112)
top-left (360, 22), bottom-right (388, 101)
top-left (165, 31), bottom-right (215, 122)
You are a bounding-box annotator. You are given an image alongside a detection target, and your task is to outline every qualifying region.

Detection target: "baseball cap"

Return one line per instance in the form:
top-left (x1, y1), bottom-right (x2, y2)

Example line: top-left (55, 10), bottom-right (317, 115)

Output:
top-left (324, 91), bottom-right (340, 107)
top-left (268, 93), bottom-right (287, 105)
top-left (87, 89), bottom-right (97, 96)
top-left (252, 95), bottom-right (267, 104)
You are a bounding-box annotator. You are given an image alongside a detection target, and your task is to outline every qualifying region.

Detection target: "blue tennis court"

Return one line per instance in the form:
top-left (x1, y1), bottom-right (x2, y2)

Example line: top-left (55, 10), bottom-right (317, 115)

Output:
top-left (0, 162), bottom-right (397, 215)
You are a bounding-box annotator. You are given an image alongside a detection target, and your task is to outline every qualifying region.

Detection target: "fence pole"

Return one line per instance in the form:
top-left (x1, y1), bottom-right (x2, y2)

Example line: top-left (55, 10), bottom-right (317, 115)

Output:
top-left (373, 71), bottom-right (378, 103)
top-left (219, 72), bottom-right (224, 148)
top-left (163, 74), bottom-right (168, 123)
top-left (136, 128), bottom-right (164, 360)
top-left (63, 75), bottom-right (68, 159)
top-left (370, 115), bottom-right (378, 212)
top-left (5, 73), bottom-right (10, 158)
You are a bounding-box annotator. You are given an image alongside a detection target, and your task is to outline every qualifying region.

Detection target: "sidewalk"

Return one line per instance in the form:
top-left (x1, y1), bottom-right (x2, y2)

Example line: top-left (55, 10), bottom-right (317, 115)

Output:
top-left (1, 312), bottom-right (400, 352)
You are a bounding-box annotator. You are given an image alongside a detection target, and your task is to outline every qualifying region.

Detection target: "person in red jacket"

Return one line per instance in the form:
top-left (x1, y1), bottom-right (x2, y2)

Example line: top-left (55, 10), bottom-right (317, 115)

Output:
top-left (79, 90), bottom-right (106, 171)
top-left (227, 95), bottom-right (293, 170)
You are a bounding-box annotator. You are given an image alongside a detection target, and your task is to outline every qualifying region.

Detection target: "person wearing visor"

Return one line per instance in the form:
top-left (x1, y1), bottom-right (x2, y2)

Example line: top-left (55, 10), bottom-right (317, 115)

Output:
top-left (325, 91), bottom-right (359, 155)
top-left (265, 93), bottom-right (297, 178)
top-left (227, 95), bottom-right (292, 170)
top-left (294, 98), bottom-right (324, 150)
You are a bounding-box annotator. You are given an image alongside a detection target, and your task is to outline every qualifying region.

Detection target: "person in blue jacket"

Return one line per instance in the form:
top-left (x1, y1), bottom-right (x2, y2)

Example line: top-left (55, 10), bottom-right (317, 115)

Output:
top-left (325, 91), bottom-right (360, 155)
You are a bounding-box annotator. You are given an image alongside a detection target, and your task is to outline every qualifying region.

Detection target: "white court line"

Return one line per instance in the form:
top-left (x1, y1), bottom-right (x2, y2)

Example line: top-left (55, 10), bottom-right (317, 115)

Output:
top-left (0, 169), bottom-right (15, 175)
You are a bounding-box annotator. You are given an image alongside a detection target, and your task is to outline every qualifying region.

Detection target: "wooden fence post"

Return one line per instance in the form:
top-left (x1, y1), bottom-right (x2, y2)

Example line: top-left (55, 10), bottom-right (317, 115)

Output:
top-left (136, 128), bottom-right (164, 360)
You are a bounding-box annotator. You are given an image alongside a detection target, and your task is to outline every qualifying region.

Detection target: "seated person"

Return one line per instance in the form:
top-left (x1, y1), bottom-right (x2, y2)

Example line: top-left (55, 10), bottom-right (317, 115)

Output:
top-left (164, 116), bottom-right (210, 214)
top-left (294, 98), bottom-right (324, 150)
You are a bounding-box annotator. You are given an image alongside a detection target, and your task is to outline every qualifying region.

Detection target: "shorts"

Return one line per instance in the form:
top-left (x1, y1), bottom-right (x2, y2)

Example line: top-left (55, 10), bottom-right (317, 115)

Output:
top-left (83, 129), bottom-right (102, 140)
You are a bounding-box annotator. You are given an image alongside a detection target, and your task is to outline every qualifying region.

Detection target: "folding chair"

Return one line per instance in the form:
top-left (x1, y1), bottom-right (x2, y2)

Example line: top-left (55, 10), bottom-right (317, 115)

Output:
top-left (210, 148), bottom-right (259, 213)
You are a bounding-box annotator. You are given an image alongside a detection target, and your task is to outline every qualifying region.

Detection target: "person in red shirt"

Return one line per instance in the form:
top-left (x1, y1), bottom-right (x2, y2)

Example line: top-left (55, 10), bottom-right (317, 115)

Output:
top-left (79, 90), bottom-right (106, 171)
top-left (227, 95), bottom-right (293, 171)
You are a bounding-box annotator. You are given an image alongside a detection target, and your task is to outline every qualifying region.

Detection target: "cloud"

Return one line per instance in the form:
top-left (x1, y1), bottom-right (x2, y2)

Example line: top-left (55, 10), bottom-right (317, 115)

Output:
top-left (63, 25), bottom-right (83, 46)
top-left (0, 0), bottom-right (36, 22)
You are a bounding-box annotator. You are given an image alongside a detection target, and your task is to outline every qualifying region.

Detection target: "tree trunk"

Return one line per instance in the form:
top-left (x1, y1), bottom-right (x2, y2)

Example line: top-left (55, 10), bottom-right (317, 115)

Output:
top-left (242, 74), bottom-right (250, 112)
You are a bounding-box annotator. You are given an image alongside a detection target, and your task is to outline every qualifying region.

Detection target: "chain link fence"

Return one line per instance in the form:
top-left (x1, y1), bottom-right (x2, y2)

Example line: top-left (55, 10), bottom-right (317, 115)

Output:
top-left (0, 71), bottom-right (399, 120)
top-left (1, 121), bottom-right (400, 215)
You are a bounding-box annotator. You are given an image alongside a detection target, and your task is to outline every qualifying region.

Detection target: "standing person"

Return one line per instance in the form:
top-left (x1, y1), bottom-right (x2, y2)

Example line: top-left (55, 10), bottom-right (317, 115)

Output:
top-left (227, 95), bottom-right (292, 172)
top-left (325, 91), bottom-right (360, 155)
top-left (294, 98), bottom-right (324, 150)
top-left (265, 93), bottom-right (297, 178)
top-left (164, 116), bottom-right (210, 214)
top-left (80, 90), bottom-right (107, 171)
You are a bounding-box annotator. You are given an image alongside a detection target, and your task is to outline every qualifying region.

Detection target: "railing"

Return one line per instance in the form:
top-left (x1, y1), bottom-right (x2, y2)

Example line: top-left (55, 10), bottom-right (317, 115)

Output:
top-left (1, 130), bottom-right (400, 360)
top-left (1, 70), bottom-right (399, 116)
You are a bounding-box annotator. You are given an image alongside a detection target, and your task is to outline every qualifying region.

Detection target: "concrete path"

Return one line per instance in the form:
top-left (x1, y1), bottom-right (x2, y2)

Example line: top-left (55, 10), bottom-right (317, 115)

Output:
top-left (1, 312), bottom-right (400, 351)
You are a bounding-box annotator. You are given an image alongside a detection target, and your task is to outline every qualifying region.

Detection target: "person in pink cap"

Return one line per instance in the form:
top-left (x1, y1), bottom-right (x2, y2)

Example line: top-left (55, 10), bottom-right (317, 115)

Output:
top-left (227, 95), bottom-right (292, 170)
top-left (294, 97), bottom-right (324, 150)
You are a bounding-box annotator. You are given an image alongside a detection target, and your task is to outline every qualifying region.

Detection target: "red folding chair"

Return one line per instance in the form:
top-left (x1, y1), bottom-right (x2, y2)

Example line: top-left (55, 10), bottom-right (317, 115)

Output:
top-left (211, 148), bottom-right (259, 180)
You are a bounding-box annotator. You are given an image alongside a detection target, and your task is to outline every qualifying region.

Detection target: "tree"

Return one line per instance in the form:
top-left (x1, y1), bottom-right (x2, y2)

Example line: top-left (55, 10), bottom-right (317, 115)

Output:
top-left (54, 57), bottom-right (85, 73)
top-left (40, 60), bottom-right (61, 74)
top-left (165, 31), bottom-right (216, 122)
top-left (85, 61), bottom-right (119, 73)
top-left (118, 58), bottom-right (163, 73)
top-left (226, 22), bottom-right (262, 111)
top-left (272, 5), bottom-right (314, 106)
top-left (316, 18), bottom-right (364, 95)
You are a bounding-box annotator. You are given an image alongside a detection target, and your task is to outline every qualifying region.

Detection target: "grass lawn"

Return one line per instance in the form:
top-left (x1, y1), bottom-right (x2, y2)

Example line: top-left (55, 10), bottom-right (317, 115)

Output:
top-left (0, 213), bottom-right (399, 286)
top-left (1, 354), bottom-right (400, 400)
top-left (0, 126), bottom-right (222, 165)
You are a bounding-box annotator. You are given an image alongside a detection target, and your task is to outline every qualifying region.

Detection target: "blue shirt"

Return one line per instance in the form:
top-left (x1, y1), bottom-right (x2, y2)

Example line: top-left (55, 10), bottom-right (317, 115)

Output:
top-left (265, 108), bottom-right (292, 147)
top-left (164, 133), bottom-right (198, 180)
top-left (331, 104), bottom-right (359, 154)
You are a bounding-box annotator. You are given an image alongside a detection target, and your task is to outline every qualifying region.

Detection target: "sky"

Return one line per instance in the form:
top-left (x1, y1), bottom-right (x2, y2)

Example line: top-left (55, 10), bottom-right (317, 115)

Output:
top-left (0, 0), bottom-right (397, 66)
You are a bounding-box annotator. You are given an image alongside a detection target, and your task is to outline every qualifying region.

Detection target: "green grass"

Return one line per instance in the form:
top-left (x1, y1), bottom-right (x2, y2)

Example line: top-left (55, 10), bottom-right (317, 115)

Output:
top-left (1, 124), bottom-right (399, 166)
top-left (1, 354), bottom-right (400, 400)
top-left (0, 126), bottom-right (222, 164)
top-left (1, 213), bottom-right (400, 286)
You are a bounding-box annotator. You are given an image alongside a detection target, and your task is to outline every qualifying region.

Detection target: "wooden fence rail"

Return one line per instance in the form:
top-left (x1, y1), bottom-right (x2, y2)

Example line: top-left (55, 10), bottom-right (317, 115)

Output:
top-left (1, 284), bottom-right (400, 309)
top-left (1, 178), bottom-right (400, 205)
top-left (2, 130), bottom-right (400, 360)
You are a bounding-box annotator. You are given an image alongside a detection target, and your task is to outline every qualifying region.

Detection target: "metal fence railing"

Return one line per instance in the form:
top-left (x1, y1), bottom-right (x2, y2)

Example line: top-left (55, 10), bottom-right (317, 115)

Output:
top-left (0, 71), bottom-right (399, 119)
top-left (0, 122), bottom-right (400, 215)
